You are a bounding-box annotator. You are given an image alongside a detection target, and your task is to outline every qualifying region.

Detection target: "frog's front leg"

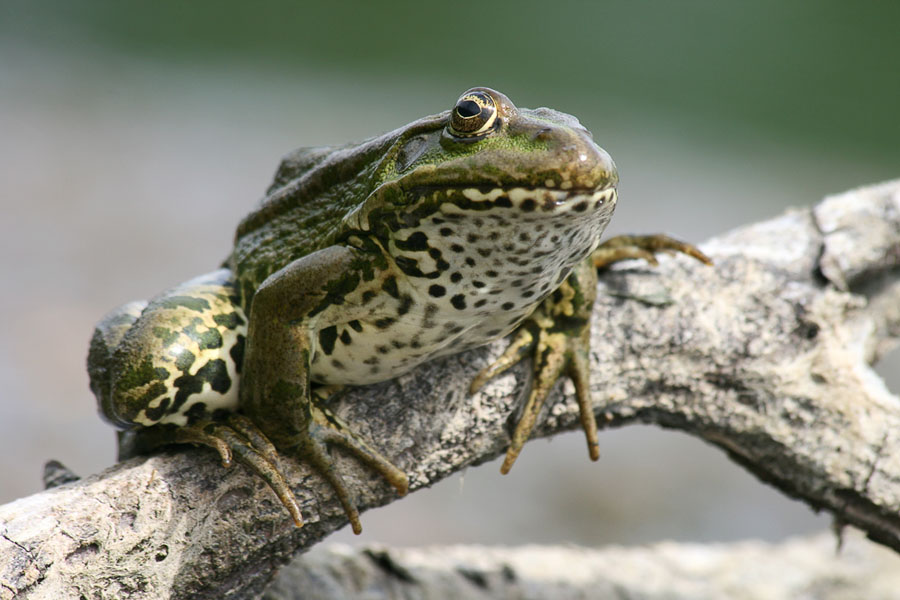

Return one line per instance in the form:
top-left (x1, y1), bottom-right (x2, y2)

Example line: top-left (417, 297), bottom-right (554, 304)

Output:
top-left (471, 259), bottom-right (599, 473)
top-left (472, 235), bottom-right (711, 472)
top-left (240, 246), bottom-right (409, 534)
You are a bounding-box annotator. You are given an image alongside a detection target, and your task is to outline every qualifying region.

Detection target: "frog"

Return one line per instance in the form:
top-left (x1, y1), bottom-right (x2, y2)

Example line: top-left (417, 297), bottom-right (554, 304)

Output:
top-left (87, 87), bottom-right (710, 534)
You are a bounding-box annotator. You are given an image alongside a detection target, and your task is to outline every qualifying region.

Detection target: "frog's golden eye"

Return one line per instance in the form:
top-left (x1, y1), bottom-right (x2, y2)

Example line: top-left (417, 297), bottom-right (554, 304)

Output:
top-left (449, 90), bottom-right (498, 138)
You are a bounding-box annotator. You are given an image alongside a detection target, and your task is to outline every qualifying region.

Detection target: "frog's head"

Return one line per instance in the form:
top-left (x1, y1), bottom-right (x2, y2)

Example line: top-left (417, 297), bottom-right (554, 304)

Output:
top-left (352, 87), bottom-right (617, 232)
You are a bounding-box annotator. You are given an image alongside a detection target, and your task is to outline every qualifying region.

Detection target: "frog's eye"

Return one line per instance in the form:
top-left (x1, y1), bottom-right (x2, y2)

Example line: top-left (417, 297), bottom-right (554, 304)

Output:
top-left (449, 90), bottom-right (498, 138)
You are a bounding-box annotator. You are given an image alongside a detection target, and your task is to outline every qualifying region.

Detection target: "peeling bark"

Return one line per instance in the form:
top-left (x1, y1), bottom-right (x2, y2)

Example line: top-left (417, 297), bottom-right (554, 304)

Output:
top-left (1, 179), bottom-right (899, 599)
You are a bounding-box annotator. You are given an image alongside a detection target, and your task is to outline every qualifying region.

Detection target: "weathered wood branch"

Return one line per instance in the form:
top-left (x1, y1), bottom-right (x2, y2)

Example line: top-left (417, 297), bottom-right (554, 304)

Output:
top-left (262, 530), bottom-right (900, 600)
top-left (1, 180), bottom-right (899, 599)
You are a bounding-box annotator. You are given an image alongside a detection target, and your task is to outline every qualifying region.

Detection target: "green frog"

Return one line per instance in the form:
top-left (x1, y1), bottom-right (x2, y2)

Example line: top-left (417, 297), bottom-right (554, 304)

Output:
top-left (88, 88), bottom-right (709, 534)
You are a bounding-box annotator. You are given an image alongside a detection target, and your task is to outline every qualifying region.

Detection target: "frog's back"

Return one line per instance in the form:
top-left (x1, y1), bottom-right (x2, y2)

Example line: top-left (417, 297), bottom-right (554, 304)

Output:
top-left (228, 120), bottom-right (432, 305)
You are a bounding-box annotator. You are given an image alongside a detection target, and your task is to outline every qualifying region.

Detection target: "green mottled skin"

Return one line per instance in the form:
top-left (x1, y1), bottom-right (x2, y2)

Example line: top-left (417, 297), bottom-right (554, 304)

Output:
top-left (88, 88), bottom-right (709, 533)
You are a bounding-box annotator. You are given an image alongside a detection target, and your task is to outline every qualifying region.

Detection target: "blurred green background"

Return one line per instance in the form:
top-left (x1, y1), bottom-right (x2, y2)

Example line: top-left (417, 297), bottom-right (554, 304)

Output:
top-left (1, 1), bottom-right (898, 546)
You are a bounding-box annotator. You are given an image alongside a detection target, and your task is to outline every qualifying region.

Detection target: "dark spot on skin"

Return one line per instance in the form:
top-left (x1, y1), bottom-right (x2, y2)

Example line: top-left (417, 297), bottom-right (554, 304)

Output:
top-left (171, 359), bottom-right (231, 412)
top-left (340, 330), bottom-right (352, 345)
top-left (185, 322), bottom-right (223, 350)
top-left (449, 325), bottom-right (465, 334)
top-left (473, 280), bottom-right (485, 288)
top-left (184, 402), bottom-right (208, 423)
top-left (573, 200), bottom-right (588, 212)
top-left (363, 356), bottom-right (380, 365)
top-left (436, 258), bottom-right (450, 271)
top-left (521, 198), bottom-right (536, 212)
top-left (213, 312), bottom-right (245, 330)
top-left (395, 256), bottom-right (425, 278)
top-left (450, 244), bottom-right (465, 253)
top-left (361, 290), bottom-right (376, 304)
top-left (429, 284), bottom-right (446, 297)
top-left (522, 290), bottom-right (535, 298)
top-left (486, 270), bottom-right (499, 277)
top-left (439, 227), bottom-right (454, 236)
top-left (494, 196), bottom-right (512, 208)
top-left (466, 234), bottom-right (480, 243)
top-left (332, 359), bottom-right (345, 369)
top-left (474, 218), bottom-right (483, 227)
top-left (391, 340), bottom-right (407, 349)
top-left (318, 325), bottom-right (338, 355)
top-left (474, 299), bottom-right (488, 307)
top-left (230, 335), bottom-right (245, 374)
top-left (157, 296), bottom-right (211, 313)
top-left (477, 248), bottom-right (492, 257)
top-left (397, 294), bottom-right (414, 316)
top-left (143, 396), bottom-right (171, 422)
top-left (531, 265), bottom-right (543, 274)
top-left (450, 294), bottom-right (466, 310)
top-left (502, 302), bottom-right (515, 310)
top-left (381, 276), bottom-right (400, 298)
top-left (395, 231), bottom-right (429, 252)
top-left (410, 339), bottom-right (422, 349)
top-left (511, 279), bottom-right (523, 287)
top-left (450, 272), bottom-right (462, 283)
top-left (375, 317), bottom-right (396, 329)
top-left (465, 257), bottom-right (476, 267)
top-left (519, 232), bottom-right (531, 242)
top-left (551, 235), bottom-right (559, 243)
top-left (174, 349), bottom-right (196, 372)
top-left (376, 345), bottom-right (390, 354)
top-left (489, 231), bottom-right (501, 241)
top-left (349, 320), bottom-right (363, 332)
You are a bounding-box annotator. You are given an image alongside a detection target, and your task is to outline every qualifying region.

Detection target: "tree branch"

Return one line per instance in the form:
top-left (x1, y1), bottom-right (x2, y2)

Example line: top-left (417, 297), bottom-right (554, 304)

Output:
top-left (262, 529), bottom-right (900, 600)
top-left (1, 180), bottom-right (899, 599)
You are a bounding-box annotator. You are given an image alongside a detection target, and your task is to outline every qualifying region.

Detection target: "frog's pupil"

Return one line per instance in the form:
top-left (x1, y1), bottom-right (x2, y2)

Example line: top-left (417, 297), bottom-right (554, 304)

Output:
top-left (457, 100), bottom-right (480, 118)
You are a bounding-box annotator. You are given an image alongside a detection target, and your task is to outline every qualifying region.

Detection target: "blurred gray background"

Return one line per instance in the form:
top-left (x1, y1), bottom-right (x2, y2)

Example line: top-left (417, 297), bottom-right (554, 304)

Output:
top-left (1, 2), bottom-right (898, 546)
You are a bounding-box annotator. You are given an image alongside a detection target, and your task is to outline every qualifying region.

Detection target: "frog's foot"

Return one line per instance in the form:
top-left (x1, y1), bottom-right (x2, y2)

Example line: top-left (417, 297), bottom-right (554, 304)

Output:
top-left (295, 400), bottom-right (409, 534)
top-left (592, 234), bottom-right (712, 269)
top-left (174, 415), bottom-right (304, 528)
top-left (471, 307), bottom-right (598, 475)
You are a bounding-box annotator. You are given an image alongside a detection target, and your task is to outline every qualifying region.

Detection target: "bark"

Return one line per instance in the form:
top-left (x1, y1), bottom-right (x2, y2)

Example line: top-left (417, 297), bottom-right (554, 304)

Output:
top-left (1, 179), bottom-right (899, 599)
top-left (262, 529), bottom-right (900, 600)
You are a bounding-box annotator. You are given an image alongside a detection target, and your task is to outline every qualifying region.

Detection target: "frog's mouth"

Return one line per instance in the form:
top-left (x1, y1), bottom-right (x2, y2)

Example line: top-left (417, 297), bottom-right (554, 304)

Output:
top-left (409, 185), bottom-right (616, 216)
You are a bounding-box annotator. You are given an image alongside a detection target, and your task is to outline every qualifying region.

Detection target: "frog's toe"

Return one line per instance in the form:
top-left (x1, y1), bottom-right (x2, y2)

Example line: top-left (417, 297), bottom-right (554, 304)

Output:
top-left (593, 234), bottom-right (712, 269)
top-left (176, 418), bottom-right (304, 528)
top-left (470, 323), bottom-right (538, 394)
top-left (310, 402), bottom-right (409, 497)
